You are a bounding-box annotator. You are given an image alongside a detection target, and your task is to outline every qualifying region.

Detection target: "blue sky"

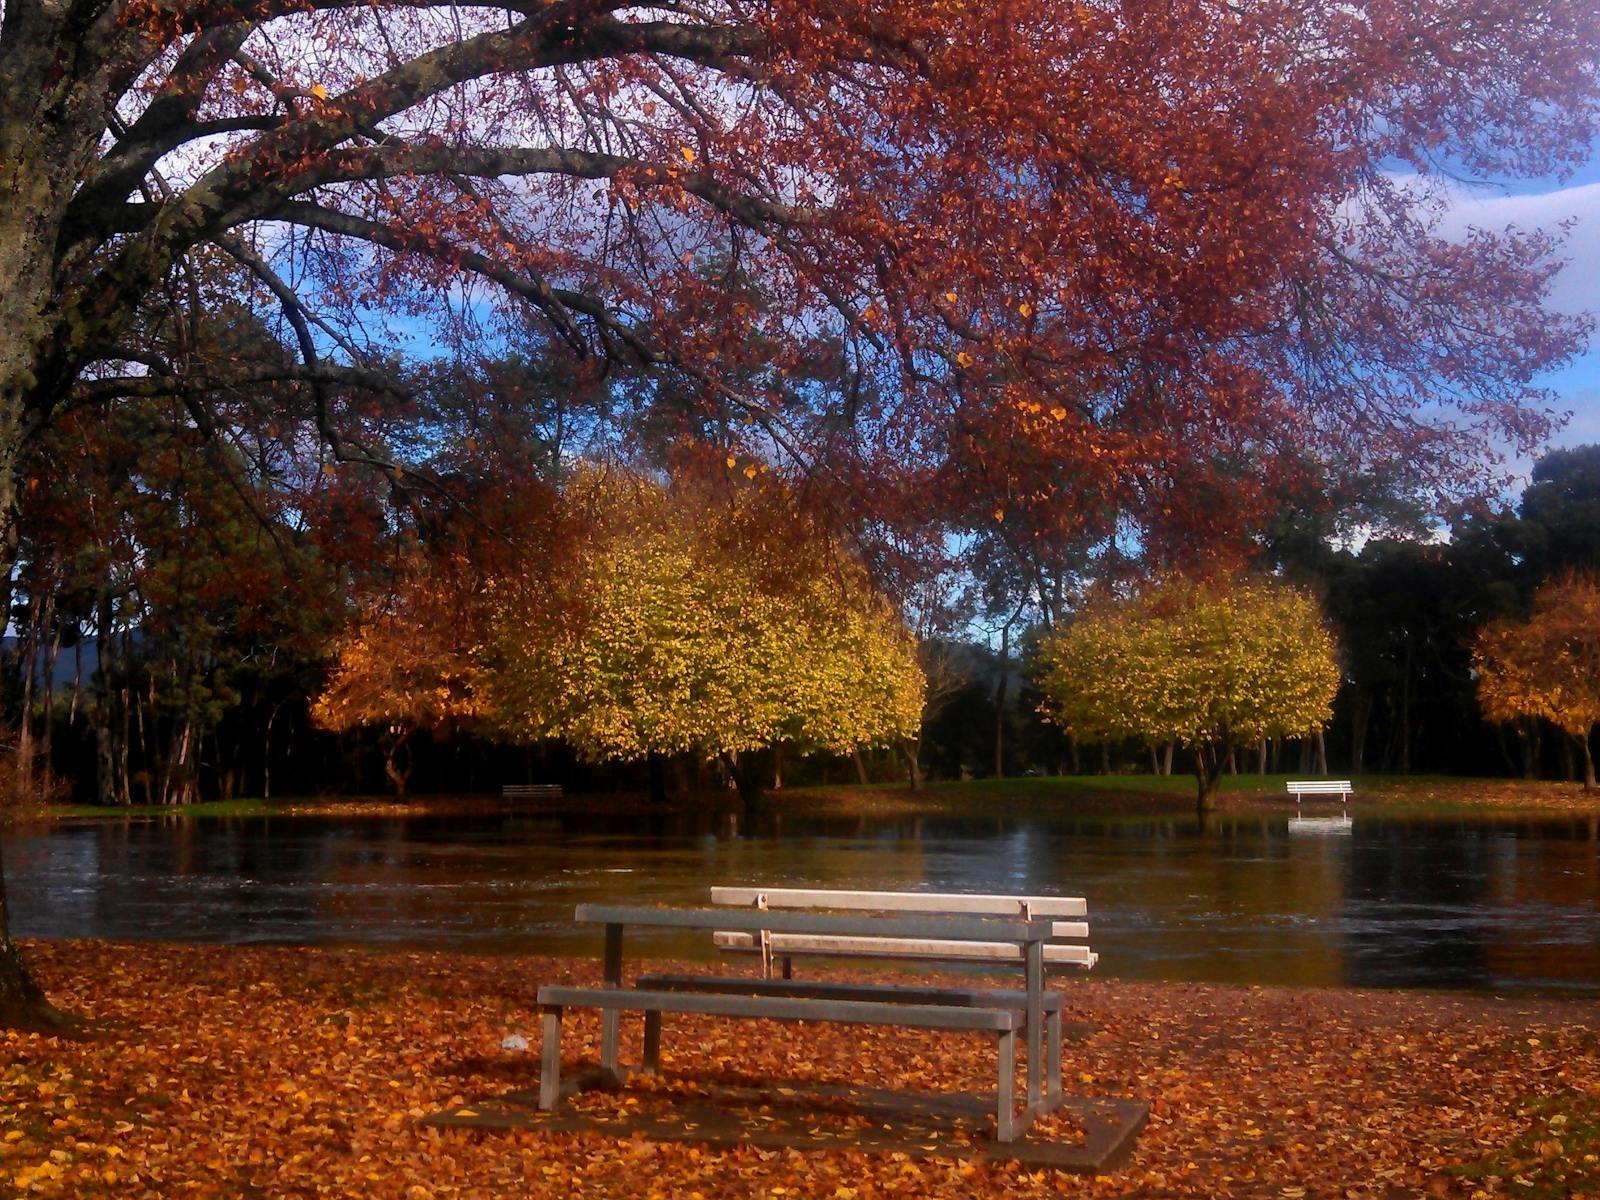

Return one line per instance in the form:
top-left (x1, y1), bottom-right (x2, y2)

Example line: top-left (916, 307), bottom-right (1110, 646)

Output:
top-left (1444, 155), bottom-right (1600, 475)
top-left (355, 150), bottom-right (1600, 500)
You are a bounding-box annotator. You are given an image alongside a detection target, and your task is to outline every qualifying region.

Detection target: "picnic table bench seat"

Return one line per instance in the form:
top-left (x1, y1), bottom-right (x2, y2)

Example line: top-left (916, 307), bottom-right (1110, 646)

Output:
top-left (534, 890), bottom-right (1091, 1142)
top-left (634, 971), bottom-right (1074, 1013)
top-left (537, 984), bottom-right (1041, 1140)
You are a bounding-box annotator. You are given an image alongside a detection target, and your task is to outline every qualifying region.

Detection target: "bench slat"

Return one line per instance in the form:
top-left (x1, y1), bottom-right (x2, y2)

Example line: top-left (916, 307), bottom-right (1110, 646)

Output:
top-left (635, 973), bottom-right (1068, 1012)
top-left (713, 931), bottom-right (1097, 968)
top-left (575, 904), bottom-right (1049, 941)
top-left (710, 886), bottom-right (1087, 918)
top-left (536, 986), bottom-right (1019, 1031)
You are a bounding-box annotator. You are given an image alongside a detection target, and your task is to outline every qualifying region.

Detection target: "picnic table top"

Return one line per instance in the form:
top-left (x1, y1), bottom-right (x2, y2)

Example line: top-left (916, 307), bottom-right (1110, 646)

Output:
top-left (572, 903), bottom-right (1057, 943)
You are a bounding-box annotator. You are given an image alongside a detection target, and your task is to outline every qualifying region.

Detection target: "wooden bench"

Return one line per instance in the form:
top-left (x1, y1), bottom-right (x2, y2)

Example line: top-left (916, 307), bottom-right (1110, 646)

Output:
top-left (707, 886), bottom-right (1097, 978)
top-left (535, 903), bottom-right (1063, 1141)
top-left (631, 971), bottom-right (1073, 1105)
top-left (672, 885), bottom-right (1093, 1114)
top-left (501, 783), bottom-right (562, 799)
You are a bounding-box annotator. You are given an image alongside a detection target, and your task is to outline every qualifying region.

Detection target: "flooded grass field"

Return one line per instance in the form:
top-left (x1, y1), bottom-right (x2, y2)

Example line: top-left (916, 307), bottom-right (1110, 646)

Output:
top-left (6, 803), bottom-right (1597, 994)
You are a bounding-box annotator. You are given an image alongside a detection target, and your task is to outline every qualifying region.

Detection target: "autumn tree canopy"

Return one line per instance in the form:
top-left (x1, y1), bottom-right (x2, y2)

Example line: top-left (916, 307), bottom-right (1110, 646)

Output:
top-left (1036, 578), bottom-right (1340, 812)
top-left (488, 471), bottom-right (925, 802)
top-left (1475, 573), bottom-right (1600, 790)
top-left (308, 472), bottom-right (924, 800)
top-left (310, 554), bottom-right (492, 795)
top-left (3, 0), bottom-right (1597, 561)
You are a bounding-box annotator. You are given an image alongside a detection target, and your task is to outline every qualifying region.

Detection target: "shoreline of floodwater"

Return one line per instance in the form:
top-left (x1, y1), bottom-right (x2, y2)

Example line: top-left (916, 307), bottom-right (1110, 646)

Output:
top-left (6, 773), bottom-right (1600, 828)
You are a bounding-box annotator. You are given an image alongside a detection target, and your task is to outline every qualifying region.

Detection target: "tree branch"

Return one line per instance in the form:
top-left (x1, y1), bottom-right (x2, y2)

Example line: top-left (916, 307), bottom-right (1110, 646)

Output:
top-left (266, 199), bottom-right (664, 365)
top-left (70, 363), bottom-right (405, 407)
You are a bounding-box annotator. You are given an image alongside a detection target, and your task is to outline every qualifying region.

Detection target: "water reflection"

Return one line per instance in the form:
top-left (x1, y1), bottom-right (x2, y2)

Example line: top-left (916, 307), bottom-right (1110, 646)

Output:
top-left (4, 811), bottom-right (1597, 995)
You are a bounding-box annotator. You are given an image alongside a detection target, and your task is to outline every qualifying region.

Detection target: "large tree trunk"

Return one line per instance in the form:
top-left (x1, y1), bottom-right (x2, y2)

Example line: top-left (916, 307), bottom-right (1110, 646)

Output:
top-left (897, 737), bottom-right (923, 791)
top-left (16, 586), bottom-right (40, 793)
top-left (69, 639), bottom-right (83, 725)
top-left (0, 578), bottom-right (74, 1026)
top-left (1399, 644), bottom-right (1413, 775)
top-left (0, 842), bottom-right (71, 1032)
top-left (41, 620), bottom-right (60, 771)
top-left (1350, 693), bottom-right (1371, 776)
top-left (1192, 742), bottom-right (1225, 820)
top-left (1579, 731), bottom-right (1596, 792)
top-left (382, 729), bottom-right (413, 798)
top-left (1518, 718), bottom-right (1541, 781)
top-left (0, 431), bottom-right (68, 1028)
top-left (992, 622), bottom-right (1009, 778)
top-left (92, 590), bottom-right (117, 805)
top-left (263, 702), bottom-right (284, 800)
top-left (720, 749), bottom-right (766, 821)
top-left (647, 751), bottom-right (668, 806)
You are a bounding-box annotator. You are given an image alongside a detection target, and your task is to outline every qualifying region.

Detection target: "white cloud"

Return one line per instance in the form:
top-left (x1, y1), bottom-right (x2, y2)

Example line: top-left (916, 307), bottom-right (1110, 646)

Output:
top-left (1430, 179), bottom-right (1600, 318)
top-left (1394, 179), bottom-right (1600, 484)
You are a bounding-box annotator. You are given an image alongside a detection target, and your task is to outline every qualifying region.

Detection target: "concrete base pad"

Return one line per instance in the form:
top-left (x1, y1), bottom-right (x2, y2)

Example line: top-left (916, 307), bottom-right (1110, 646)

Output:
top-left (425, 1072), bottom-right (1147, 1173)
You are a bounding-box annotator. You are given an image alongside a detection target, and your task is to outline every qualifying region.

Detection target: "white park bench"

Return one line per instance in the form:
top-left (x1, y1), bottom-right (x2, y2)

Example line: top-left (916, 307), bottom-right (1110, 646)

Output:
top-left (501, 783), bottom-right (563, 799)
top-left (1286, 780), bottom-right (1353, 808)
top-left (1287, 780), bottom-right (1354, 834)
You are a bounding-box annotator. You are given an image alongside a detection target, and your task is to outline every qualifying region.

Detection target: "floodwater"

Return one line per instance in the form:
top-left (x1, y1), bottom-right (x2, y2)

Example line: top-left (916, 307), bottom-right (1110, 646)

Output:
top-left (4, 808), bottom-right (1598, 994)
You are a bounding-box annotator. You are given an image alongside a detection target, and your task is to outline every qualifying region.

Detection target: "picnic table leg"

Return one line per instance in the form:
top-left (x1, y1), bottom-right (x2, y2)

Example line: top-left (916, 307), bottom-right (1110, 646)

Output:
top-left (1025, 938), bottom-right (1043, 1108)
top-left (642, 1011), bottom-right (661, 1074)
top-left (996, 1027), bottom-right (1017, 1142)
top-left (1047, 1006), bottom-right (1062, 1100)
top-left (539, 1007), bottom-right (563, 1110)
top-left (601, 922), bottom-right (623, 1079)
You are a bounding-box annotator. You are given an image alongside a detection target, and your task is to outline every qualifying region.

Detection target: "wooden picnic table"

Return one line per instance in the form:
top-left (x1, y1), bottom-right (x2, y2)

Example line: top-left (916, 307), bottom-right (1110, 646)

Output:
top-left (537, 902), bottom-right (1059, 1140)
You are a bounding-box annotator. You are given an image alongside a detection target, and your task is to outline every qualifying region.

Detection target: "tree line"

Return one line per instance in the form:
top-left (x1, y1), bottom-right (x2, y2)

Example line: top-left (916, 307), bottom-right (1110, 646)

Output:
top-left (939, 445), bottom-right (1600, 791)
top-left (7, 438), bottom-right (1600, 809)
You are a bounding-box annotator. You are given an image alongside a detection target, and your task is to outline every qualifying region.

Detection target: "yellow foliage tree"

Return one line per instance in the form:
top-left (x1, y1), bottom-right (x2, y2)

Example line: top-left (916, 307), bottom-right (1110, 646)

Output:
top-left (488, 471), bottom-right (925, 806)
top-left (310, 560), bottom-right (491, 796)
top-left (1036, 577), bottom-right (1340, 814)
top-left (1474, 572), bottom-right (1600, 789)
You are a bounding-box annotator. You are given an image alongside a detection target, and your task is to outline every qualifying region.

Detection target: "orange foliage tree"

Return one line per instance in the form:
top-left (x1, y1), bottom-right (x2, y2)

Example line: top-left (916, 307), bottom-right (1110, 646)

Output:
top-left (309, 559), bottom-right (492, 797)
top-left (1475, 573), bottom-right (1600, 790)
top-left (1, 0), bottom-right (1598, 1025)
top-left (3, 0), bottom-right (1596, 550)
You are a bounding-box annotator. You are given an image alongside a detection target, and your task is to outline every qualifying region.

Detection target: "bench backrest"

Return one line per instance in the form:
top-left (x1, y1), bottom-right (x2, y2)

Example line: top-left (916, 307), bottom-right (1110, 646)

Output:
top-left (502, 783), bottom-right (563, 797)
top-left (709, 886), bottom-right (1096, 970)
top-left (1286, 780), bottom-right (1352, 794)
